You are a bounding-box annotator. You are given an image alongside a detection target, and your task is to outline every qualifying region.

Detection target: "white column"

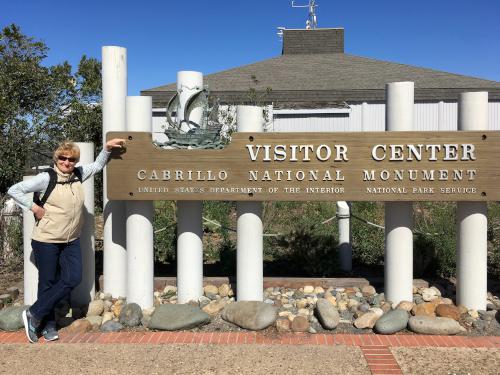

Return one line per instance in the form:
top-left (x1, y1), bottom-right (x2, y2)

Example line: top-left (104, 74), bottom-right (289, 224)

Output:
top-left (384, 82), bottom-right (414, 305)
top-left (236, 106), bottom-right (264, 301)
top-left (176, 71), bottom-right (204, 304)
top-left (23, 176), bottom-right (37, 305)
top-left (102, 46), bottom-right (127, 298)
top-left (457, 92), bottom-right (488, 310)
top-left (177, 201), bottom-right (203, 303)
top-left (126, 96), bottom-right (154, 308)
top-left (71, 143), bottom-right (95, 305)
top-left (337, 201), bottom-right (352, 272)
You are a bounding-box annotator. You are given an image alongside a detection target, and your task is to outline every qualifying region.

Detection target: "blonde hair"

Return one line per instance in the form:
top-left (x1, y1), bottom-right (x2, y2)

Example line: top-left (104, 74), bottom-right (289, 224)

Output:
top-left (53, 141), bottom-right (80, 163)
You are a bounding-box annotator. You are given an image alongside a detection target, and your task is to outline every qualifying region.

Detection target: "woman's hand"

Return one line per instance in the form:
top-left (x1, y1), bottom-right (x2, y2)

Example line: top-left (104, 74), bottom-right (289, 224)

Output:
top-left (105, 138), bottom-right (126, 151)
top-left (31, 204), bottom-right (45, 220)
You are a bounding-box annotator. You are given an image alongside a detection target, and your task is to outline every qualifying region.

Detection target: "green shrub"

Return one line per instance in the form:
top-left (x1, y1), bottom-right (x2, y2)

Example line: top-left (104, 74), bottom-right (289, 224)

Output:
top-left (413, 202), bottom-right (457, 277)
top-left (0, 215), bottom-right (23, 268)
top-left (153, 201), bottom-right (177, 264)
top-left (351, 202), bottom-right (385, 266)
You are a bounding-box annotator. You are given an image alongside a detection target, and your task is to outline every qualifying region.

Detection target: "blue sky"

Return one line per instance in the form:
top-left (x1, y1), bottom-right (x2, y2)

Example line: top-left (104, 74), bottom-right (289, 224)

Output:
top-left (2, 0), bottom-right (499, 96)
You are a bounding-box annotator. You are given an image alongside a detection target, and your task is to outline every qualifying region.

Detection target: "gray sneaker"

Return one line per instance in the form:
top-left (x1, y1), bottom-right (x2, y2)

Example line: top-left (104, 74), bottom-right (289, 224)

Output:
top-left (22, 310), bottom-right (40, 343)
top-left (42, 326), bottom-right (59, 341)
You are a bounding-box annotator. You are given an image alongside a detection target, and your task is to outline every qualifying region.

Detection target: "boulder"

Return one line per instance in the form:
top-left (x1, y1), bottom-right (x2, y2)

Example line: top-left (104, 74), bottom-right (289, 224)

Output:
top-left (303, 285), bottom-right (315, 294)
top-left (354, 311), bottom-right (380, 329)
top-left (412, 302), bottom-right (437, 317)
top-left (119, 303), bottom-right (143, 327)
top-left (369, 307), bottom-right (384, 318)
top-left (435, 304), bottom-right (461, 321)
top-left (375, 309), bottom-right (409, 334)
top-left (203, 284), bottom-right (219, 296)
top-left (101, 320), bottom-right (124, 332)
top-left (315, 298), bottom-right (340, 330)
top-left (86, 300), bottom-right (105, 317)
top-left (148, 304), bottom-right (210, 330)
top-left (64, 319), bottom-right (92, 334)
top-left (101, 312), bottom-right (114, 325)
top-left (222, 301), bottom-right (277, 331)
top-left (276, 318), bottom-right (291, 332)
top-left (163, 285), bottom-right (177, 295)
top-left (202, 299), bottom-right (227, 315)
top-left (218, 284), bottom-right (232, 298)
top-left (361, 285), bottom-right (376, 296)
top-left (85, 316), bottom-right (102, 330)
top-left (291, 316), bottom-right (309, 332)
top-left (0, 305), bottom-right (27, 331)
top-left (408, 316), bottom-right (465, 335)
top-left (313, 286), bottom-right (325, 294)
top-left (112, 302), bottom-right (123, 318)
top-left (421, 287), bottom-right (439, 302)
top-left (396, 301), bottom-right (414, 312)
top-left (380, 302), bottom-right (392, 313)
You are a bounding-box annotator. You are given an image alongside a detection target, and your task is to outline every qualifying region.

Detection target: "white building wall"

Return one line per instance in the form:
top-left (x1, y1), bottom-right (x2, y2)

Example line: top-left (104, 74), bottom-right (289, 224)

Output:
top-left (271, 101), bottom-right (500, 132)
top-left (150, 101), bottom-right (499, 140)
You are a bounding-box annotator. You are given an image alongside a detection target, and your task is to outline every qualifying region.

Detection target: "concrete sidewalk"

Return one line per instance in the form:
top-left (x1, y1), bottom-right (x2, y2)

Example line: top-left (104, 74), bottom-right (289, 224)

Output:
top-left (1, 331), bottom-right (499, 374)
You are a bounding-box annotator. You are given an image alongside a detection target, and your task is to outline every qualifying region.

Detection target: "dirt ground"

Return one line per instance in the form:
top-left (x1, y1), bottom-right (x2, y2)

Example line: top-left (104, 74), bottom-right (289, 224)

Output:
top-left (1, 344), bottom-right (498, 374)
top-left (0, 344), bottom-right (370, 375)
top-left (391, 347), bottom-right (500, 375)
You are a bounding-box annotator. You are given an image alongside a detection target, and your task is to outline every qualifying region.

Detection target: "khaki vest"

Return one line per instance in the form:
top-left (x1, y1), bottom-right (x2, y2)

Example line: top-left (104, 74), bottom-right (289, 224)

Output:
top-left (32, 167), bottom-right (85, 243)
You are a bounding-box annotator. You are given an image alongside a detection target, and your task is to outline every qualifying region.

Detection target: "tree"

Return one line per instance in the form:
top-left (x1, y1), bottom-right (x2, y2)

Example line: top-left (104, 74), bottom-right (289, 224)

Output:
top-left (0, 24), bottom-right (102, 194)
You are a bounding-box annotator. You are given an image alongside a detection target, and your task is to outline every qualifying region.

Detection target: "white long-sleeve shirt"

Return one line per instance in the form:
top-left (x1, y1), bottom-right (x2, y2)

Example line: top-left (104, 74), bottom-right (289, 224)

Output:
top-left (7, 149), bottom-right (111, 211)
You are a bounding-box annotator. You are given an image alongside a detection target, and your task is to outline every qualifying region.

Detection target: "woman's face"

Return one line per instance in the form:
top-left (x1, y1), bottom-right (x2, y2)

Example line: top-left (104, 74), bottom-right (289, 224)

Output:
top-left (56, 152), bottom-right (77, 174)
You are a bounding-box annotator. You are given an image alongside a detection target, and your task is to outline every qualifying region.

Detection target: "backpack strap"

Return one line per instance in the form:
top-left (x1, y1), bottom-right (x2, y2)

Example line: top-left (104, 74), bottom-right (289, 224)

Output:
top-left (33, 169), bottom-right (58, 208)
top-left (74, 167), bottom-right (82, 182)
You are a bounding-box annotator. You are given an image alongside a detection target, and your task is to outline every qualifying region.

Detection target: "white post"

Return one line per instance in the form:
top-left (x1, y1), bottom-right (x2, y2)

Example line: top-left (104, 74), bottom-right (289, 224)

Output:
top-left (384, 82), bottom-right (414, 305)
top-left (337, 201), bottom-right (352, 272)
top-left (177, 201), bottom-right (203, 303)
top-left (23, 176), bottom-right (37, 305)
top-left (176, 71), bottom-right (204, 304)
top-left (71, 143), bottom-right (95, 305)
top-left (236, 106), bottom-right (264, 301)
top-left (126, 96), bottom-right (154, 309)
top-left (457, 92), bottom-right (488, 310)
top-left (102, 46), bottom-right (127, 298)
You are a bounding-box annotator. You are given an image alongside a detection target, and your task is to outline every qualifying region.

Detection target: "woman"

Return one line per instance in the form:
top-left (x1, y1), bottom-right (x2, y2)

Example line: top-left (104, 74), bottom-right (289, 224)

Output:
top-left (7, 138), bottom-right (125, 343)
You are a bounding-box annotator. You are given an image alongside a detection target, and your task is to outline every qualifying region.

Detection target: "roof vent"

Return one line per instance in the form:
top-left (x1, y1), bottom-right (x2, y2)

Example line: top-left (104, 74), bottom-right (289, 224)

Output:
top-left (282, 28), bottom-right (344, 55)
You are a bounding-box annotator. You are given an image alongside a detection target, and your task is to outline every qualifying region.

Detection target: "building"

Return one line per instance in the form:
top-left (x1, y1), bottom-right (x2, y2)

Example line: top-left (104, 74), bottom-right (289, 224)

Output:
top-left (141, 28), bottom-right (500, 139)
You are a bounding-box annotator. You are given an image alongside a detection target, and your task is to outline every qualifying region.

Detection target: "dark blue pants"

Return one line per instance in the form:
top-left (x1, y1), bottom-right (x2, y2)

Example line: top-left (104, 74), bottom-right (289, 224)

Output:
top-left (30, 239), bottom-right (82, 327)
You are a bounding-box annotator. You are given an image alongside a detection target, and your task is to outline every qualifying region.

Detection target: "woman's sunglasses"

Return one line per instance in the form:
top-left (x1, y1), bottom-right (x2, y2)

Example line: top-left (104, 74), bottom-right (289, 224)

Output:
top-left (57, 155), bottom-right (77, 163)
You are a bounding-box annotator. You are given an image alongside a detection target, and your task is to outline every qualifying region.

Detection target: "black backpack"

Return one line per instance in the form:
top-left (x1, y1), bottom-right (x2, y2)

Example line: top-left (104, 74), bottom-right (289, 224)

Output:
top-left (33, 168), bottom-right (83, 208)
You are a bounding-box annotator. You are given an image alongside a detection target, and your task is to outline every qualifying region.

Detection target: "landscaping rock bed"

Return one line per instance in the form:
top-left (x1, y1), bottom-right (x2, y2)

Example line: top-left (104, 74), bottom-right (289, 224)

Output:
top-left (1, 283), bottom-right (499, 336)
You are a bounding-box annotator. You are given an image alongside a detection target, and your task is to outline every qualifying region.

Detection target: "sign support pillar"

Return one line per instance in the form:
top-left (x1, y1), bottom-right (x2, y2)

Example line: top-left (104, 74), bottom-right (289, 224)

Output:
top-left (126, 97), bottom-right (154, 309)
top-left (102, 46), bottom-right (127, 298)
top-left (384, 82), bottom-right (414, 305)
top-left (176, 71), bottom-right (204, 304)
top-left (236, 106), bottom-right (264, 301)
top-left (457, 92), bottom-right (488, 310)
top-left (337, 201), bottom-right (352, 272)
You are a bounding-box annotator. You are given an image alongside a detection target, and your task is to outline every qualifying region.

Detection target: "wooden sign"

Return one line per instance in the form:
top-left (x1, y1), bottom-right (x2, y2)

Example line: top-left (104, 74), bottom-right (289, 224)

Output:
top-left (106, 131), bottom-right (500, 201)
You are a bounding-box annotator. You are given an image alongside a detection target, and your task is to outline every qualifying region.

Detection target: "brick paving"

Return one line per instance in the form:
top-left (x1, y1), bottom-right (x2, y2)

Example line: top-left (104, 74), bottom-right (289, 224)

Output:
top-left (1, 331), bottom-right (498, 375)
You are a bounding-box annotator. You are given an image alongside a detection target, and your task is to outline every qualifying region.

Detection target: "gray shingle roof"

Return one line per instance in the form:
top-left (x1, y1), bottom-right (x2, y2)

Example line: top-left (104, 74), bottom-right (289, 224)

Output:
top-left (142, 30), bottom-right (500, 105)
